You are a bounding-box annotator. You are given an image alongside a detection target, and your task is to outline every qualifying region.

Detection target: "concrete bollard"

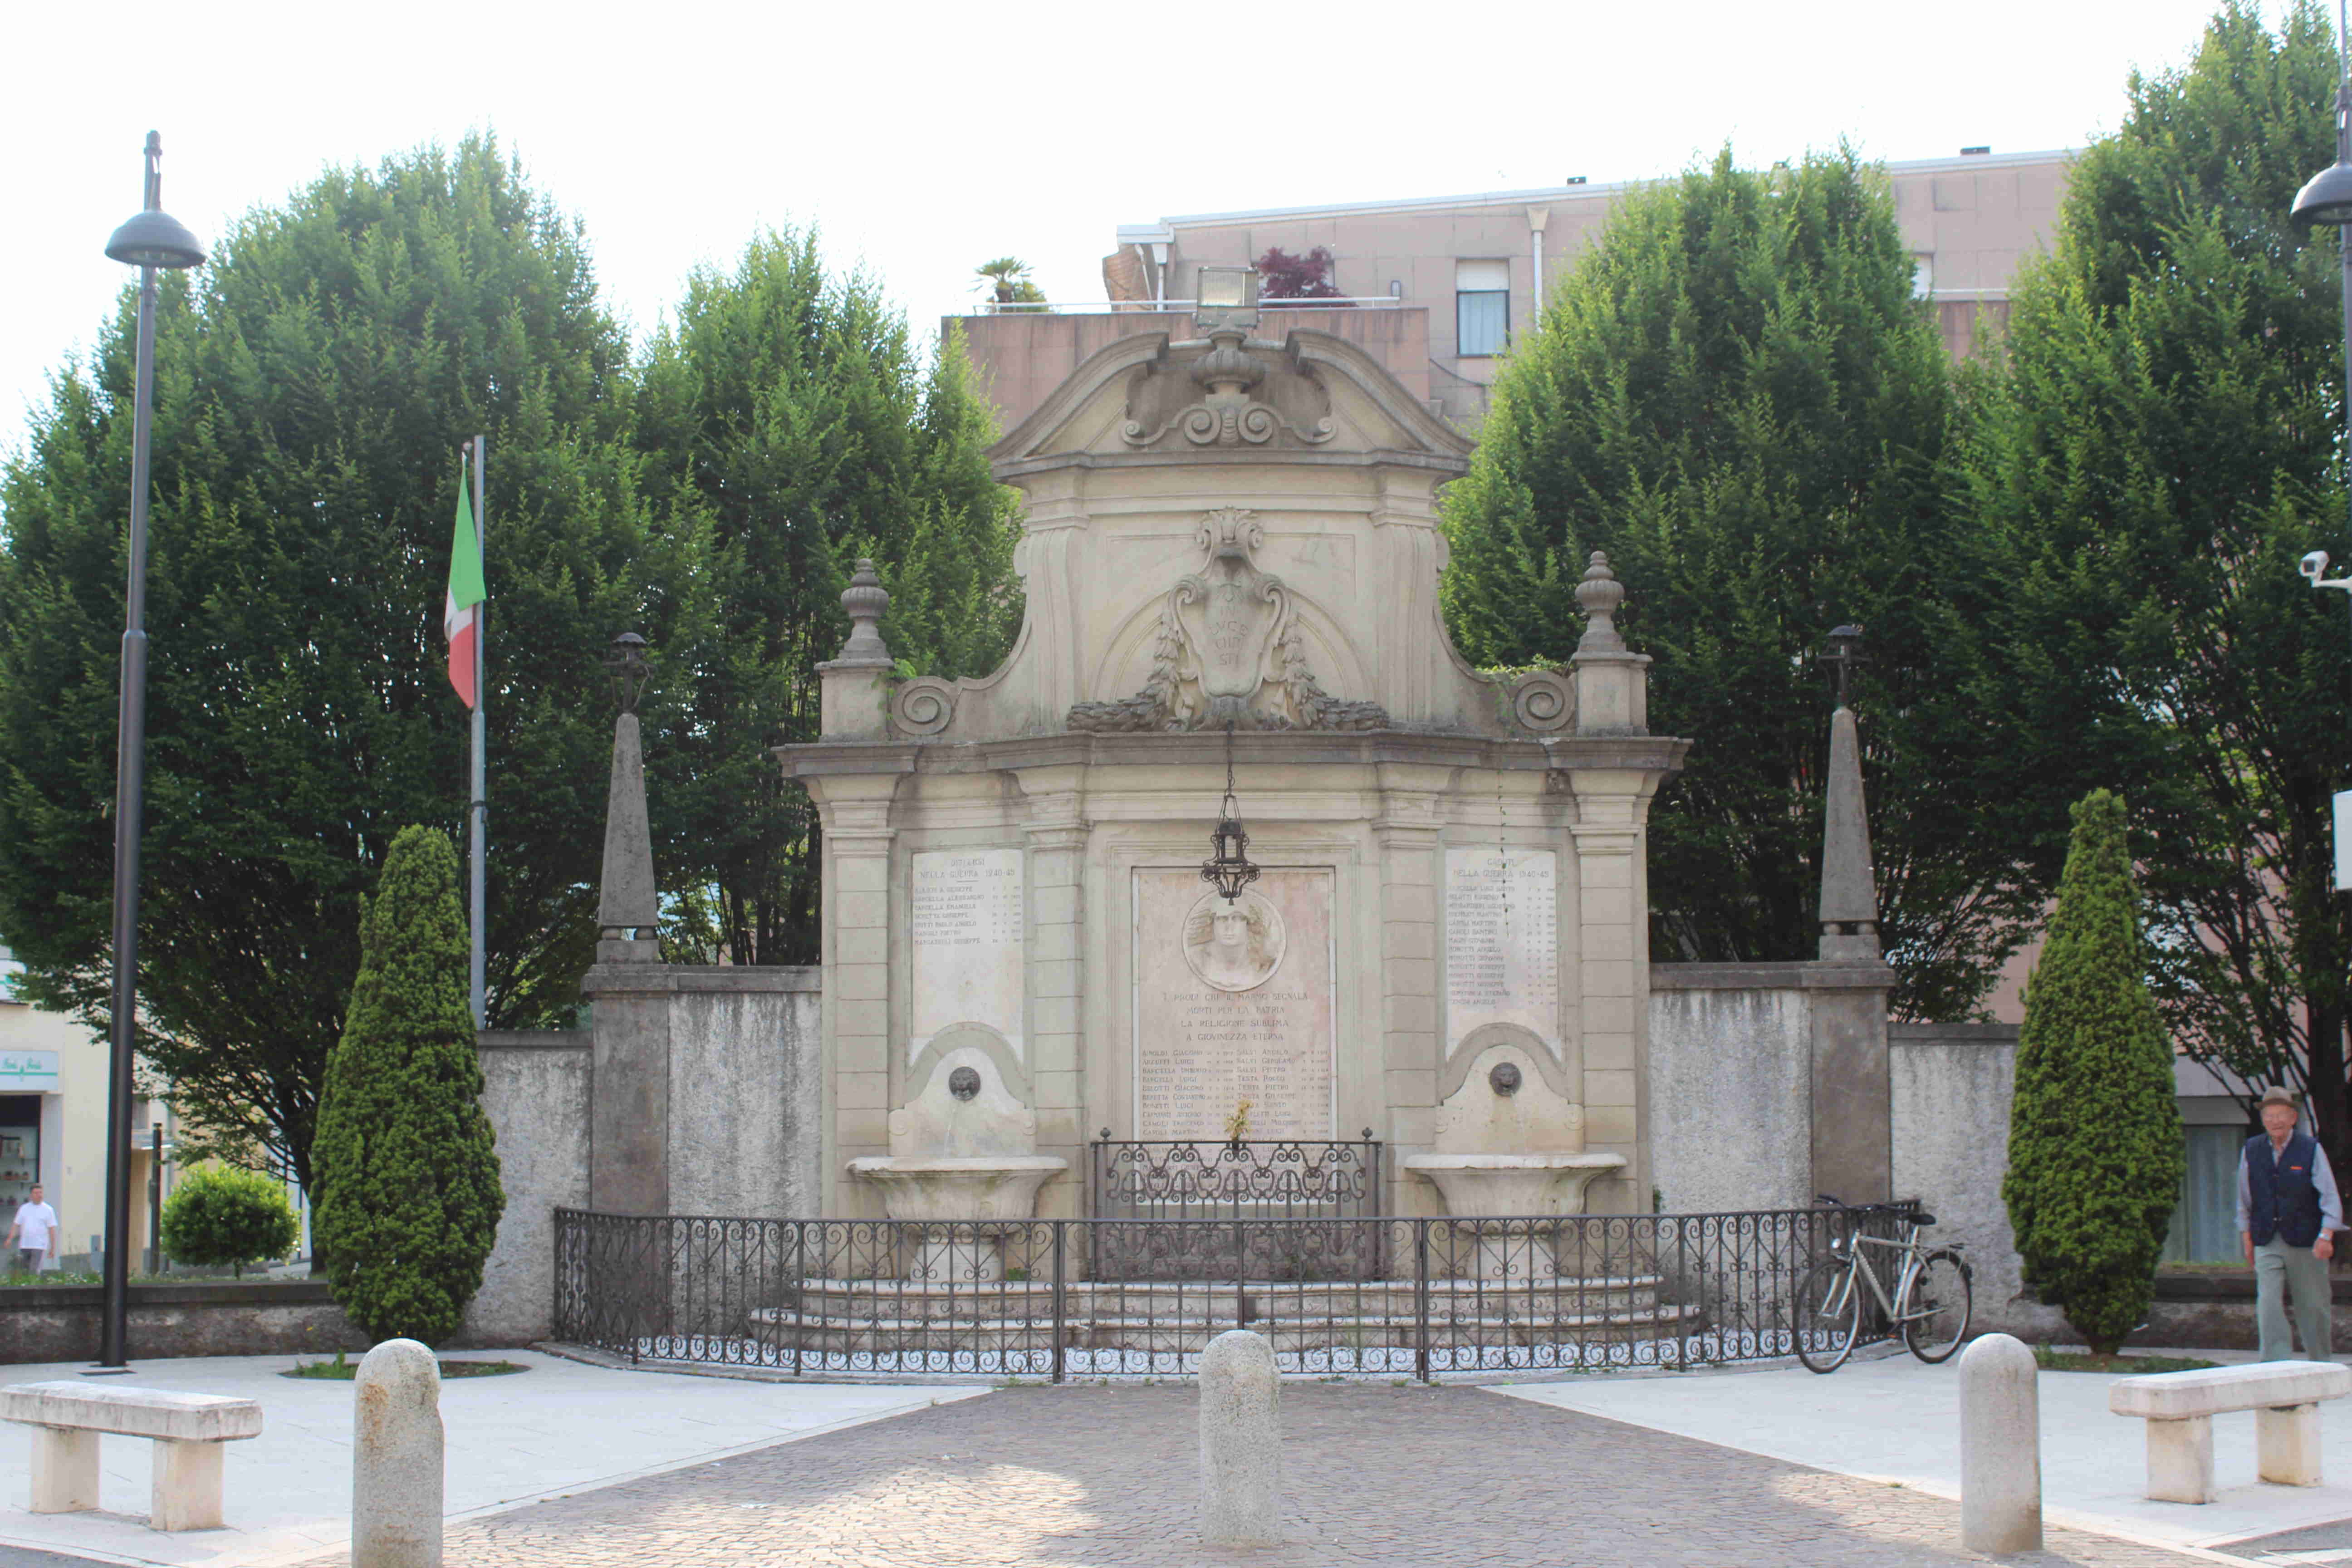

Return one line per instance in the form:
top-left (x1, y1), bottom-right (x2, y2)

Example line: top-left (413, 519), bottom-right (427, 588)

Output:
top-left (1200, 1329), bottom-right (1281, 1547)
top-left (1960, 1333), bottom-right (2042, 1554)
top-left (353, 1339), bottom-right (443, 1568)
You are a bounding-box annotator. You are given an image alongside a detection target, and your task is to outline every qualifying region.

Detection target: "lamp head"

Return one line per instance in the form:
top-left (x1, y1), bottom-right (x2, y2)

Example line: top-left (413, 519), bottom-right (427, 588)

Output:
top-left (2293, 160), bottom-right (2352, 226)
top-left (104, 210), bottom-right (206, 270)
top-left (104, 132), bottom-right (206, 269)
top-left (1193, 265), bottom-right (1259, 334)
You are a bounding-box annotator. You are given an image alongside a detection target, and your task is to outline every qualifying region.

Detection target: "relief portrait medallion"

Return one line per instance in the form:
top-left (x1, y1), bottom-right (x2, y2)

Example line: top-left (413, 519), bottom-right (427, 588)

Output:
top-left (1181, 889), bottom-right (1287, 993)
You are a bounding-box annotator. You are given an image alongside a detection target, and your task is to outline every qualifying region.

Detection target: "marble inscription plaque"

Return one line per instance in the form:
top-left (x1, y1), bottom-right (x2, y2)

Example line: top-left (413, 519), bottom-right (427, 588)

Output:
top-left (1135, 869), bottom-right (1333, 1140)
top-left (911, 848), bottom-right (1024, 1061)
top-left (1444, 848), bottom-right (1559, 1052)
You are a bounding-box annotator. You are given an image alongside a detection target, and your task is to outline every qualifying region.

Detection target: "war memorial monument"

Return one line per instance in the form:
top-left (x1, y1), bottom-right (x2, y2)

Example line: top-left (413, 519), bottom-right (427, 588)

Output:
top-left (466, 270), bottom-right (2005, 1370)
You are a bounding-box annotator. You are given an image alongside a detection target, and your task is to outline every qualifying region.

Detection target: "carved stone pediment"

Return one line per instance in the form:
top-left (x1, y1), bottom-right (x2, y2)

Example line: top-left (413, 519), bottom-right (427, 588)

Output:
top-left (1119, 332), bottom-right (1335, 451)
top-left (1067, 509), bottom-right (1388, 734)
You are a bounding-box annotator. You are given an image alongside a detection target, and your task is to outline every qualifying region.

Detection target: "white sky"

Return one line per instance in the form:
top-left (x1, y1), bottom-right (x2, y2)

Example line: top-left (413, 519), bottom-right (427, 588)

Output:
top-left (0, 0), bottom-right (2250, 448)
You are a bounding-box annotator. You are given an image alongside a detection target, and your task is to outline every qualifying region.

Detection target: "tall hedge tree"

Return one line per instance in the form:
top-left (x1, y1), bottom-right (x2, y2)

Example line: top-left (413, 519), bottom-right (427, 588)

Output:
top-left (1952, 2), bottom-right (2351, 1159)
top-left (2003, 790), bottom-right (2184, 1354)
top-left (1441, 148), bottom-right (2025, 1018)
top-left (0, 136), bottom-right (679, 1184)
top-left (311, 825), bottom-right (503, 1345)
top-left (635, 230), bottom-right (1020, 964)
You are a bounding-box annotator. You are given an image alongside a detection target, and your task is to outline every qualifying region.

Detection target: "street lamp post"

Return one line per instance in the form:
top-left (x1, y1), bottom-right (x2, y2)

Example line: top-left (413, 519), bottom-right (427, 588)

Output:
top-left (93, 132), bottom-right (206, 1372)
top-left (2296, 0), bottom-right (2352, 548)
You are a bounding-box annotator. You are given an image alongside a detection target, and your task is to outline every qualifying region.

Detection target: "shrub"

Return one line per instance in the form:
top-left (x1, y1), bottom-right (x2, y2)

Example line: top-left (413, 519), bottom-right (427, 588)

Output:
top-left (2003, 789), bottom-right (2185, 1354)
top-left (159, 1166), bottom-right (299, 1278)
top-left (310, 825), bottom-right (504, 1345)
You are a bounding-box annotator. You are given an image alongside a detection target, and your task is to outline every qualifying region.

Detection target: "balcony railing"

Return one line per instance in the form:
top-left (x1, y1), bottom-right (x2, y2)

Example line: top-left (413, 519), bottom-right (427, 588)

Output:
top-left (968, 297), bottom-right (1410, 315)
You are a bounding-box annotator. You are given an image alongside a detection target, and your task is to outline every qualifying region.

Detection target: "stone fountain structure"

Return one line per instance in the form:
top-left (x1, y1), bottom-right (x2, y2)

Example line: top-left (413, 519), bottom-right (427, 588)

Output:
top-left (464, 282), bottom-right (1931, 1350)
top-left (776, 280), bottom-right (1689, 1241)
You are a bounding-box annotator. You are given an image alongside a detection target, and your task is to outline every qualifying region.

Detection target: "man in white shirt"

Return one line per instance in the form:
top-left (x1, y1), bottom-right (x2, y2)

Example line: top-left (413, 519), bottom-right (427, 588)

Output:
top-left (6, 1184), bottom-right (58, 1274)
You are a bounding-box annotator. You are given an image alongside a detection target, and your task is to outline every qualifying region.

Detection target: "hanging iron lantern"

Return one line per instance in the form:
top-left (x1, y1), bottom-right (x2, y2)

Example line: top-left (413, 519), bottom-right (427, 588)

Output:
top-left (1200, 722), bottom-right (1260, 903)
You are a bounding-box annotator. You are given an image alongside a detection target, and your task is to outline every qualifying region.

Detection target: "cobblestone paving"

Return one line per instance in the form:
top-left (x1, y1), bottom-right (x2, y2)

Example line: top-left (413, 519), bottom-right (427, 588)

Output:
top-left (290, 1382), bottom-right (2253, 1568)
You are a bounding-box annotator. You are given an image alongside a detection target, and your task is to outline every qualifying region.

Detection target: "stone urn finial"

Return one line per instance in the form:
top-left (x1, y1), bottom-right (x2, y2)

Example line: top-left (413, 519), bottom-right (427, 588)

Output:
top-left (835, 558), bottom-right (892, 666)
top-left (1574, 551), bottom-right (1627, 653)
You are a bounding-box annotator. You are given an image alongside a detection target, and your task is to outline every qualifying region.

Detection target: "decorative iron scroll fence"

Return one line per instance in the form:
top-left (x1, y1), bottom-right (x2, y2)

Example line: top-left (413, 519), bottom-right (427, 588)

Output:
top-left (1087, 1135), bottom-right (1383, 1279)
top-left (553, 1202), bottom-right (1919, 1382)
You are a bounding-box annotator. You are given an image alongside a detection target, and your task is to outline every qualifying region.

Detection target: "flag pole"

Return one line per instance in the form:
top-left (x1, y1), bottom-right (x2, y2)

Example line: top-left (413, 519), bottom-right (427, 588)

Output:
top-left (469, 436), bottom-right (488, 1030)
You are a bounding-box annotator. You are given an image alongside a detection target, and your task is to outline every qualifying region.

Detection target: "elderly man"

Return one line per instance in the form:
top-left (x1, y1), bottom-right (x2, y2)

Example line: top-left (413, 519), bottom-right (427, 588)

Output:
top-left (2239, 1086), bottom-right (2342, 1363)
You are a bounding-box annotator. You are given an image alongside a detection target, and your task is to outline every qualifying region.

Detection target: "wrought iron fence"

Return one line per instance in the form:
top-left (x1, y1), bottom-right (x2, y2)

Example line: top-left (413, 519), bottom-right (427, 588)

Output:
top-left (552, 1201), bottom-right (1917, 1382)
top-left (1088, 1134), bottom-right (1383, 1279)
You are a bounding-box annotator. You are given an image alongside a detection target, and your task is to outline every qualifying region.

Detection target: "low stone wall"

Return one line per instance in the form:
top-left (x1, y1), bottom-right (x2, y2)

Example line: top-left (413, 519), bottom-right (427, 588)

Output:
top-left (1647, 961), bottom-right (1895, 1213)
top-left (1887, 1022), bottom-right (2060, 1339)
top-left (463, 975), bottom-right (823, 1346)
top-left (0, 1280), bottom-right (368, 1364)
top-left (468, 1030), bottom-right (593, 1346)
top-left (2142, 1271), bottom-right (2352, 1353)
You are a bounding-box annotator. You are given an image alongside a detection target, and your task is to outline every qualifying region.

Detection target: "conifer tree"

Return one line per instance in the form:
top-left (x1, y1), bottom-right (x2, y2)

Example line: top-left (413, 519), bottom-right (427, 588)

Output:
top-left (636, 232), bottom-right (1019, 964)
top-left (1439, 147), bottom-right (2022, 1019)
top-left (2003, 789), bottom-right (2183, 1355)
top-left (1953, 1), bottom-right (2352, 1164)
top-left (0, 134), bottom-right (683, 1186)
top-left (311, 825), bottom-right (503, 1345)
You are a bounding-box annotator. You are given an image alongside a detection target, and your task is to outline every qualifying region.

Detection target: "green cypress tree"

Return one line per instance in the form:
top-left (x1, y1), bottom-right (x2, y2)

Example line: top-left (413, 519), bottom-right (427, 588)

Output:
top-left (311, 825), bottom-right (503, 1345)
top-left (2003, 789), bottom-right (2184, 1355)
top-left (1440, 147), bottom-right (2024, 1019)
top-left (635, 232), bottom-right (1019, 965)
top-left (1951, 1), bottom-right (2352, 1165)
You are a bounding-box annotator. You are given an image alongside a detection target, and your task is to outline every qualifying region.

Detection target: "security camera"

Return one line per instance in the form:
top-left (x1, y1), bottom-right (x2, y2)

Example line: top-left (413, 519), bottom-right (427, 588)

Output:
top-left (2304, 550), bottom-right (2332, 582)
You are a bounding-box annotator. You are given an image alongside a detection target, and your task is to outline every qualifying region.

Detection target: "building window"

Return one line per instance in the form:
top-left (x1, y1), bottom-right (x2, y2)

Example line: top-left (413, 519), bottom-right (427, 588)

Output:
top-left (1456, 260), bottom-right (1510, 357)
top-left (1911, 253), bottom-right (1935, 300)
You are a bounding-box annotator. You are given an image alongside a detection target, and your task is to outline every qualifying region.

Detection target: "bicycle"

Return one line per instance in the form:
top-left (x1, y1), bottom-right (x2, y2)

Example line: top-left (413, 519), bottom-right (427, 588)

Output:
top-left (1792, 1195), bottom-right (1972, 1373)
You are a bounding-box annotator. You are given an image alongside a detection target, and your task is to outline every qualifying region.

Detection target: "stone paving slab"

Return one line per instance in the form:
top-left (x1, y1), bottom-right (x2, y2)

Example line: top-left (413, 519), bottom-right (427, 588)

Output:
top-left (293, 1383), bottom-right (2229, 1568)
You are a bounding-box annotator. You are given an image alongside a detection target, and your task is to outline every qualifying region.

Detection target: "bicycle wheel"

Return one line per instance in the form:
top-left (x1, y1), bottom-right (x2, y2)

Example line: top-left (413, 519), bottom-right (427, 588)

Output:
top-left (1794, 1257), bottom-right (1862, 1373)
top-left (1902, 1249), bottom-right (1972, 1363)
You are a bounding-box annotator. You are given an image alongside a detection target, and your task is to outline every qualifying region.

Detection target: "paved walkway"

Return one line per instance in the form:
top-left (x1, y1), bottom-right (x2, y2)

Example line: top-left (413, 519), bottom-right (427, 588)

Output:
top-left (1500, 1347), bottom-right (2352, 1554)
top-left (0, 1352), bottom-right (982, 1567)
top-left (284, 1383), bottom-right (2211, 1568)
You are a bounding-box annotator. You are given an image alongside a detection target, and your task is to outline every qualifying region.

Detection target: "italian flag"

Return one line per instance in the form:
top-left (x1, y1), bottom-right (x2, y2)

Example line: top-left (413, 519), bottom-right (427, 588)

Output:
top-left (444, 470), bottom-right (486, 708)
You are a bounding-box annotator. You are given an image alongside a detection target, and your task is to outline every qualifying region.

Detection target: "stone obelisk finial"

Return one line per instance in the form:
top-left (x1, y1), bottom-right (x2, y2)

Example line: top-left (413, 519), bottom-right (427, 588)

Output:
top-left (818, 559), bottom-right (895, 740)
top-left (597, 632), bottom-right (659, 963)
top-left (1818, 625), bottom-right (1879, 963)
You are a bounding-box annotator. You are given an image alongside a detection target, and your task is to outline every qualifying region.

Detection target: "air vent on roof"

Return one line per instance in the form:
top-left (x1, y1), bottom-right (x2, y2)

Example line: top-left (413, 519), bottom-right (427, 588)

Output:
top-left (1961, 146), bottom-right (1990, 156)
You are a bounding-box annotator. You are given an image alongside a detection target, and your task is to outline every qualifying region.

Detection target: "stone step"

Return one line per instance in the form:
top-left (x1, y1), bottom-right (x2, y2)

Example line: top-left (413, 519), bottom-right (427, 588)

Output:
top-left (777, 1275), bottom-right (1668, 1323)
top-left (744, 1302), bottom-right (1704, 1357)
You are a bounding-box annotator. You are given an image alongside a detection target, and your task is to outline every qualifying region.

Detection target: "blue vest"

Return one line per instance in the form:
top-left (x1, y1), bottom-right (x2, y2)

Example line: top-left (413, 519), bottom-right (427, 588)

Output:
top-left (2247, 1131), bottom-right (2325, 1248)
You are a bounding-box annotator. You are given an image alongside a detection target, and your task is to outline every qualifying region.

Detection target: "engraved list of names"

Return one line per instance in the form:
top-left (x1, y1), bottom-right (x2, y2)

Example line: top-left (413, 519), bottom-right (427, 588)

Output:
top-left (911, 848), bottom-right (1025, 1061)
top-left (1133, 869), bottom-right (1333, 1140)
top-left (1444, 847), bottom-right (1558, 1051)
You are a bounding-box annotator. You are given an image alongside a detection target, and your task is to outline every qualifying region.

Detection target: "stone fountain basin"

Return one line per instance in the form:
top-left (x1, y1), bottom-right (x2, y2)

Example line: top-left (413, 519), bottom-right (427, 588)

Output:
top-left (1402, 1152), bottom-right (1627, 1217)
top-left (844, 1156), bottom-right (1068, 1222)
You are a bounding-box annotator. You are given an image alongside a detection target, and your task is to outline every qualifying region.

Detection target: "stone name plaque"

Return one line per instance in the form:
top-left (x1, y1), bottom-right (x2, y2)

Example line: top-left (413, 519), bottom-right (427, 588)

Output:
top-left (1444, 847), bottom-right (1558, 1052)
top-left (911, 848), bottom-right (1025, 1061)
top-left (1134, 868), bottom-right (1333, 1140)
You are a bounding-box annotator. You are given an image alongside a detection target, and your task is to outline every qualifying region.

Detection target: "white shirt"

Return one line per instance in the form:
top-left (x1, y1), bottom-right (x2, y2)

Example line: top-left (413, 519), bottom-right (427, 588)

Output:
top-left (11, 1200), bottom-right (56, 1250)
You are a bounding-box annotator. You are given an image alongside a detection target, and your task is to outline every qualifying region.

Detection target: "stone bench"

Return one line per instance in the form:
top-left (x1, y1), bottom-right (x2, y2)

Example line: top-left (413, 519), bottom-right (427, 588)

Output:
top-left (2109, 1362), bottom-right (2352, 1503)
top-left (0, 1380), bottom-right (263, 1530)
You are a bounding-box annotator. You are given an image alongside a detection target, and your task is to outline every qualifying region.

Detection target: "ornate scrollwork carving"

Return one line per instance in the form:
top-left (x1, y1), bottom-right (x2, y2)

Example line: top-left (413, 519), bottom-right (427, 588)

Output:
top-left (1508, 668), bottom-right (1574, 734)
top-left (1119, 333), bottom-right (1336, 450)
top-left (891, 676), bottom-right (957, 737)
top-left (1065, 509), bottom-right (1389, 734)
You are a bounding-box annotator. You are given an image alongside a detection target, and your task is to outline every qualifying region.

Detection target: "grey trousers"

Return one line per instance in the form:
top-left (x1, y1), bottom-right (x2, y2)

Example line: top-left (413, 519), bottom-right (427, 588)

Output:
top-left (2256, 1236), bottom-right (2334, 1362)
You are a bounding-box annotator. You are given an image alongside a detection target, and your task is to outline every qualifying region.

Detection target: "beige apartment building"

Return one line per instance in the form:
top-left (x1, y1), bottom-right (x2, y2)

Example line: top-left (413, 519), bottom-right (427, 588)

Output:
top-left (955, 147), bottom-right (2070, 433)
